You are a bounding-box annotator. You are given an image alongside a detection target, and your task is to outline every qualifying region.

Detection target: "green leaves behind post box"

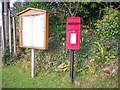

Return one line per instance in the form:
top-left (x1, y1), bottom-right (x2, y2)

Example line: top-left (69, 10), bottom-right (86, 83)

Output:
top-left (91, 8), bottom-right (119, 67)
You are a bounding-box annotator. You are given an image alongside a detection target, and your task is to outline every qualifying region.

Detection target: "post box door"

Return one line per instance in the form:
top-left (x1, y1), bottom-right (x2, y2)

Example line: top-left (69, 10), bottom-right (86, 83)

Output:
top-left (66, 17), bottom-right (81, 50)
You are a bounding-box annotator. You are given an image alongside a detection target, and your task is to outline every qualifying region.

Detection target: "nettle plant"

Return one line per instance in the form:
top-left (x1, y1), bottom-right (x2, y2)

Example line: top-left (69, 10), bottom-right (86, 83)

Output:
top-left (91, 8), bottom-right (119, 67)
top-left (95, 8), bottom-right (119, 39)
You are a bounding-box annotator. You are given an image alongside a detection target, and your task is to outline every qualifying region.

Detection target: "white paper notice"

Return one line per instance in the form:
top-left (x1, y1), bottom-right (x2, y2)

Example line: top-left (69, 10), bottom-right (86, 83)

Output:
top-left (70, 33), bottom-right (76, 44)
top-left (22, 16), bottom-right (32, 46)
top-left (32, 15), bottom-right (45, 47)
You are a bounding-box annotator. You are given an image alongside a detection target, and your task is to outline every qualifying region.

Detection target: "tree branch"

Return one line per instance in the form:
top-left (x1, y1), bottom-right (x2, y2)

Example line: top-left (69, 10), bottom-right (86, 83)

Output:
top-left (62, 2), bottom-right (72, 16)
top-left (73, 2), bottom-right (79, 16)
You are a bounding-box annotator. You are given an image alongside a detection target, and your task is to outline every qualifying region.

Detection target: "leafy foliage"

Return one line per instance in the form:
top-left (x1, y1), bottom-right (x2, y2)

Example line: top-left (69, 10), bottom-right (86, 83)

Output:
top-left (92, 8), bottom-right (119, 66)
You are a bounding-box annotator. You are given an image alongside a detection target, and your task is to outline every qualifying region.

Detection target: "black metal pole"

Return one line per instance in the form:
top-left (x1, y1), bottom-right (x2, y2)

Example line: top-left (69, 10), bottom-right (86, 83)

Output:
top-left (70, 50), bottom-right (74, 82)
top-left (2, 1), bottom-right (6, 64)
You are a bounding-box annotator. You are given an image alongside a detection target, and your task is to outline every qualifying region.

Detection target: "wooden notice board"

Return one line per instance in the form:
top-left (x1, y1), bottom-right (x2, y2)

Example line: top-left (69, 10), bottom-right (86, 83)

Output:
top-left (17, 8), bottom-right (48, 49)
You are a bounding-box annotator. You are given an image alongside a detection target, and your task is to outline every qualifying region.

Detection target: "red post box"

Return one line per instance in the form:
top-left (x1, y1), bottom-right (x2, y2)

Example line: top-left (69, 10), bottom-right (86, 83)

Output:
top-left (66, 17), bottom-right (81, 50)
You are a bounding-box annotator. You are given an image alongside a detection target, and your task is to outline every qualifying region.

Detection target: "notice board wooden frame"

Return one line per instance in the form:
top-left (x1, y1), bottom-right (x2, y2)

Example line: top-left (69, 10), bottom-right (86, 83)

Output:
top-left (16, 8), bottom-right (48, 50)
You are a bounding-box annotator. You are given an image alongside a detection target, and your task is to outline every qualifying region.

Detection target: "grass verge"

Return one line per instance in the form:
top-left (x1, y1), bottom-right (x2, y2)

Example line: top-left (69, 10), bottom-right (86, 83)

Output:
top-left (2, 60), bottom-right (118, 88)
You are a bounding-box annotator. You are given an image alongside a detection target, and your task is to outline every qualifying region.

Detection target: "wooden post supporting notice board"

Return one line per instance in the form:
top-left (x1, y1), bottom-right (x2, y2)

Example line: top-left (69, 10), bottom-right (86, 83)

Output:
top-left (31, 49), bottom-right (35, 78)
